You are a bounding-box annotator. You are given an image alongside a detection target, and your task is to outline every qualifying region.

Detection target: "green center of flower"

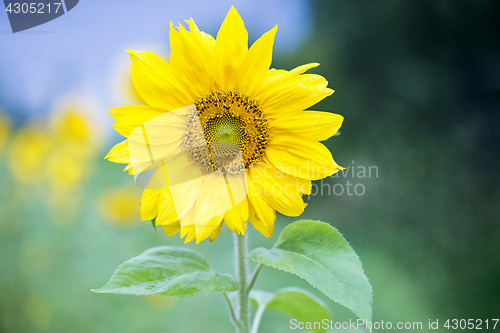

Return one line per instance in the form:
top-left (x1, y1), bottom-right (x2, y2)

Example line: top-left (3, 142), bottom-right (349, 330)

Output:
top-left (205, 114), bottom-right (248, 147)
top-left (184, 91), bottom-right (269, 175)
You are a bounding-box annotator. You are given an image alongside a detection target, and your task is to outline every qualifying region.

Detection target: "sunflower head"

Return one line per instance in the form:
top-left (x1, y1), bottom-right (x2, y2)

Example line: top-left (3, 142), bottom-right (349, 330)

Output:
top-left (106, 6), bottom-right (344, 243)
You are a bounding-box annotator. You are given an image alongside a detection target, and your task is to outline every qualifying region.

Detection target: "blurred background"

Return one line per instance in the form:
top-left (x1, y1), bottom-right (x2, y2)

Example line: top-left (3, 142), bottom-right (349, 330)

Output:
top-left (0, 0), bottom-right (499, 332)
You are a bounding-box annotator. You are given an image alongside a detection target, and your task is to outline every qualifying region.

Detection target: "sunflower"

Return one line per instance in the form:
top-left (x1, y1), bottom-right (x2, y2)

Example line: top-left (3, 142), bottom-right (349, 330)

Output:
top-left (106, 7), bottom-right (344, 243)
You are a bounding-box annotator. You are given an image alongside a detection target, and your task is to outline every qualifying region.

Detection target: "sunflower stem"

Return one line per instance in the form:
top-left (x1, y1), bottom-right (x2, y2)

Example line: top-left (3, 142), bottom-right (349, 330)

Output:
top-left (235, 233), bottom-right (249, 333)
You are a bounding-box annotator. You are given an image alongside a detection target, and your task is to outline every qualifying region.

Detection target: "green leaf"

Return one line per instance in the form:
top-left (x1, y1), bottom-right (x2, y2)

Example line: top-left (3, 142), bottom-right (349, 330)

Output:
top-left (92, 246), bottom-right (238, 297)
top-left (248, 220), bottom-right (372, 321)
top-left (251, 288), bottom-right (331, 333)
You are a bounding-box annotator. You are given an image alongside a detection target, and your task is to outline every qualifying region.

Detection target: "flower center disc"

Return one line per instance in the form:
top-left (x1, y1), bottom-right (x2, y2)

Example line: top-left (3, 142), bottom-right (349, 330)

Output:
top-left (185, 91), bottom-right (269, 175)
top-left (204, 114), bottom-right (248, 161)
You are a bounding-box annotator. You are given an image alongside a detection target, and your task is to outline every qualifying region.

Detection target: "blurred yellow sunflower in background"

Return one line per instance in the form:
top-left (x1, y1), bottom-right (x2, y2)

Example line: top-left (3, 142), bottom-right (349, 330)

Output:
top-left (7, 105), bottom-right (95, 225)
top-left (98, 186), bottom-right (141, 227)
top-left (106, 6), bottom-right (343, 243)
top-left (0, 109), bottom-right (10, 154)
top-left (8, 125), bottom-right (51, 184)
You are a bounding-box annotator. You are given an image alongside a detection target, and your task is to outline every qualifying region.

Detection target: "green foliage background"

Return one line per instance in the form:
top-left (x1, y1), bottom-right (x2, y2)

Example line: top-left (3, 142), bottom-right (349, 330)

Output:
top-left (1, 1), bottom-right (499, 332)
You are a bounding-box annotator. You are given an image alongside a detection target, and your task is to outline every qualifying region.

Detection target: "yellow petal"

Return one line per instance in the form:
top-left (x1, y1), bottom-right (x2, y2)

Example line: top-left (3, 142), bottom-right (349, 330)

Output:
top-left (246, 172), bottom-right (276, 237)
top-left (157, 157), bottom-right (201, 219)
top-left (208, 223), bottom-right (224, 243)
top-left (125, 107), bottom-right (189, 175)
top-left (214, 6), bottom-right (248, 90)
top-left (115, 134), bottom-right (167, 176)
top-left (128, 50), bottom-right (196, 110)
top-left (221, 173), bottom-right (249, 236)
top-left (156, 189), bottom-right (180, 225)
top-left (270, 111), bottom-right (344, 141)
top-left (262, 63), bottom-right (318, 87)
top-left (265, 136), bottom-right (343, 180)
top-left (257, 64), bottom-right (334, 119)
top-left (144, 158), bottom-right (200, 225)
top-left (130, 105), bottom-right (189, 146)
top-left (180, 222), bottom-right (196, 243)
top-left (224, 198), bottom-right (248, 235)
top-left (140, 189), bottom-right (160, 221)
top-left (109, 105), bottom-right (166, 137)
top-left (248, 201), bottom-right (275, 238)
top-left (105, 140), bottom-right (130, 164)
top-left (169, 20), bottom-right (216, 97)
top-left (178, 200), bottom-right (221, 243)
top-left (248, 161), bottom-right (308, 216)
top-left (162, 221), bottom-right (180, 237)
top-left (238, 25), bottom-right (277, 95)
top-left (177, 171), bottom-right (246, 243)
top-left (190, 173), bottom-right (233, 241)
top-left (195, 214), bottom-right (224, 244)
